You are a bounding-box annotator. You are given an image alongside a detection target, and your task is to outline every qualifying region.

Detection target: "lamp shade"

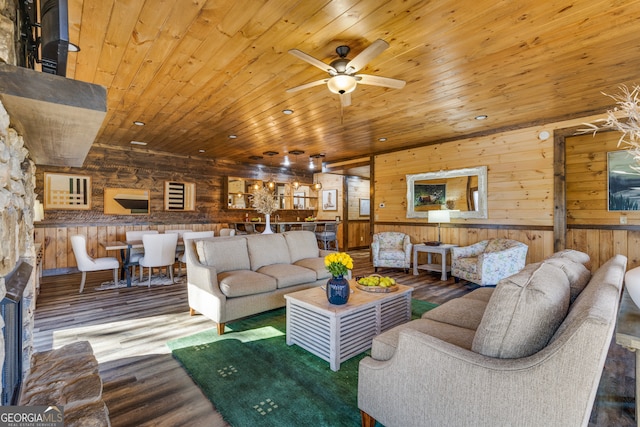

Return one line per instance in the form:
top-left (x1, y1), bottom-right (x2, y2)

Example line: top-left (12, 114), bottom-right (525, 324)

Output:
top-left (326, 75), bottom-right (357, 94)
top-left (428, 210), bottom-right (450, 224)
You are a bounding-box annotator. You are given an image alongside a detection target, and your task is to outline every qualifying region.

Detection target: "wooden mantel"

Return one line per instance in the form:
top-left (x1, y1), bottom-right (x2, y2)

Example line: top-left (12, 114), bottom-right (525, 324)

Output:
top-left (0, 63), bottom-right (106, 167)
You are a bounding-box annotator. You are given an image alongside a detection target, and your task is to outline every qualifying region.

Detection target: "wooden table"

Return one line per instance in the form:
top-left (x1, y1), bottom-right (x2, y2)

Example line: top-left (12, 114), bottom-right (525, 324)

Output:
top-left (412, 243), bottom-right (458, 280)
top-left (101, 240), bottom-right (143, 287)
top-left (615, 289), bottom-right (640, 426)
top-left (285, 282), bottom-right (413, 371)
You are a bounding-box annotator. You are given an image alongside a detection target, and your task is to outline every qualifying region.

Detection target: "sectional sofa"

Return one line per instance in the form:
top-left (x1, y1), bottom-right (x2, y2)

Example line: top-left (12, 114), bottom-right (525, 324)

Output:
top-left (358, 249), bottom-right (626, 427)
top-left (184, 230), bottom-right (334, 334)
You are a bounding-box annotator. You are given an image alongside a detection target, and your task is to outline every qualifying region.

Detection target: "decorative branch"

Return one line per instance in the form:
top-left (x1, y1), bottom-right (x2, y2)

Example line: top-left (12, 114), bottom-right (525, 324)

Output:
top-left (579, 85), bottom-right (640, 169)
top-left (251, 186), bottom-right (279, 215)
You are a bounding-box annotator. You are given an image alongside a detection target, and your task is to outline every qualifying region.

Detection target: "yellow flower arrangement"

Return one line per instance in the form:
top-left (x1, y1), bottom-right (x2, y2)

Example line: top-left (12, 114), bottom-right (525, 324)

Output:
top-left (324, 252), bottom-right (354, 277)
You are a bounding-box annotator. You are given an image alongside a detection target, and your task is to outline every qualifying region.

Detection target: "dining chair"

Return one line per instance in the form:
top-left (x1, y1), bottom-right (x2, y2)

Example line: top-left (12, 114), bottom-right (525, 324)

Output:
top-left (315, 222), bottom-right (339, 250)
top-left (125, 230), bottom-right (158, 277)
top-left (138, 233), bottom-right (179, 287)
top-left (70, 235), bottom-right (120, 293)
top-left (165, 229), bottom-right (194, 270)
top-left (219, 228), bottom-right (236, 237)
top-left (178, 231), bottom-right (215, 273)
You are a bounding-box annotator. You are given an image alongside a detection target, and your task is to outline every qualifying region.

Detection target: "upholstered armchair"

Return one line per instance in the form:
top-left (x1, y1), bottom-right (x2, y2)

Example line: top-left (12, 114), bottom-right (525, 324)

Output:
top-left (451, 238), bottom-right (528, 286)
top-left (371, 232), bottom-right (413, 273)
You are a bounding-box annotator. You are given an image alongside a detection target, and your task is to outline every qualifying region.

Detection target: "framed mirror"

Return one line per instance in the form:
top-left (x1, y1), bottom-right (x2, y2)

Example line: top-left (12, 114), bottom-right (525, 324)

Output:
top-left (406, 166), bottom-right (488, 219)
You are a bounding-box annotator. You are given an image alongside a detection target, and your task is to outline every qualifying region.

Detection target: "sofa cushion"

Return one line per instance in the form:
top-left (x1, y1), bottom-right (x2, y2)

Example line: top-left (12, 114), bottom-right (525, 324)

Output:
top-left (372, 318), bottom-right (476, 361)
top-left (246, 234), bottom-right (291, 271)
top-left (293, 257), bottom-right (331, 280)
top-left (549, 249), bottom-right (592, 271)
top-left (472, 261), bottom-right (570, 358)
top-left (543, 257), bottom-right (591, 303)
top-left (257, 264), bottom-right (317, 289)
top-left (284, 231), bottom-right (320, 263)
top-left (217, 270), bottom-right (277, 297)
top-left (422, 298), bottom-right (488, 331)
top-left (196, 238), bottom-right (250, 273)
top-left (461, 287), bottom-right (494, 302)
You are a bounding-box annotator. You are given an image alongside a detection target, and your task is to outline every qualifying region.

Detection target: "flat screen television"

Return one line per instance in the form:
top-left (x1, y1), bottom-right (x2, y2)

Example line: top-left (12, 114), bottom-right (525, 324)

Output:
top-left (39, 0), bottom-right (69, 76)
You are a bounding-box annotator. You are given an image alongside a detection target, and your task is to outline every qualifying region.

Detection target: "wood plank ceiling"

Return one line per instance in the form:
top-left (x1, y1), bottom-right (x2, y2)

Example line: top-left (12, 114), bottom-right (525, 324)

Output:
top-left (62, 0), bottom-right (640, 169)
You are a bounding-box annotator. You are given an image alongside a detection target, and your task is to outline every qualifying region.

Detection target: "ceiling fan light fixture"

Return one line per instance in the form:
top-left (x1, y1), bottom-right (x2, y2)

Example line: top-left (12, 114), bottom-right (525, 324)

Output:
top-left (327, 75), bottom-right (357, 94)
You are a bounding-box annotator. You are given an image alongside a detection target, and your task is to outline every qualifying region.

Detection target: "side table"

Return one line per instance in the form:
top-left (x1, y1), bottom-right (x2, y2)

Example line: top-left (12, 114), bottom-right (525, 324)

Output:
top-left (413, 243), bottom-right (457, 280)
top-left (615, 289), bottom-right (640, 426)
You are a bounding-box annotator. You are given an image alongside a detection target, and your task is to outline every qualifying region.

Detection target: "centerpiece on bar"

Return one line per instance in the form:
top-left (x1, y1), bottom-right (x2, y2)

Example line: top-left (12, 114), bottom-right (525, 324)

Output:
top-left (251, 185), bottom-right (278, 234)
top-left (324, 252), bottom-right (353, 305)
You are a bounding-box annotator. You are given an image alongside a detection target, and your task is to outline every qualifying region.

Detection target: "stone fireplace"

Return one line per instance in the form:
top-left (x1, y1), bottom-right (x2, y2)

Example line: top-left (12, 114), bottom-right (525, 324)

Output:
top-left (0, 99), bottom-right (39, 403)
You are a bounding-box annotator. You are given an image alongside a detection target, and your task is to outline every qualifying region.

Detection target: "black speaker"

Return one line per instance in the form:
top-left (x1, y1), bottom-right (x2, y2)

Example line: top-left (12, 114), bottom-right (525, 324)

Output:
top-left (40, 0), bottom-right (69, 76)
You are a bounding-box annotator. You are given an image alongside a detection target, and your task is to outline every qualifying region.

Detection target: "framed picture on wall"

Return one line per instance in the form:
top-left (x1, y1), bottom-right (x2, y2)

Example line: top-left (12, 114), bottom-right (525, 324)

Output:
top-left (359, 198), bottom-right (370, 216)
top-left (104, 188), bottom-right (150, 215)
top-left (322, 189), bottom-right (337, 211)
top-left (608, 150), bottom-right (640, 211)
top-left (44, 173), bottom-right (91, 210)
top-left (164, 181), bottom-right (196, 211)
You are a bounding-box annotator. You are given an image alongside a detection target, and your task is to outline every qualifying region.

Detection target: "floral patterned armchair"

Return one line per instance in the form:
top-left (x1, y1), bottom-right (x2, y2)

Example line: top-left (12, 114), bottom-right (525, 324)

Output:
top-left (371, 232), bottom-right (413, 273)
top-left (451, 238), bottom-right (528, 286)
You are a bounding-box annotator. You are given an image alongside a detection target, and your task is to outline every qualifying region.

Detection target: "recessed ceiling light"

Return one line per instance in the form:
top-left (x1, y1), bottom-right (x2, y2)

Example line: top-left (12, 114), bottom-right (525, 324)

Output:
top-left (378, 137), bottom-right (387, 142)
top-left (68, 43), bottom-right (81, 52)
top-left (282, 109), bottom-right (294, 115)
top-left (228, 135), bottom-right (237, 139)
top-left (475, 115), bottom-right (488, 120)
top-left (130, 141), bottom-right (147, 145)
top-left (199, 149), bottom-right (206, 153)
top-left (133, 121), bottom-right (145, 126)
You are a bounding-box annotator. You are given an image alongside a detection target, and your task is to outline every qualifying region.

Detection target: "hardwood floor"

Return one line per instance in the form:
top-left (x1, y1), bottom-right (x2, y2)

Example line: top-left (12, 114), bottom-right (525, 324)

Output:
top-left (32, 250), bottom-right (634, 426)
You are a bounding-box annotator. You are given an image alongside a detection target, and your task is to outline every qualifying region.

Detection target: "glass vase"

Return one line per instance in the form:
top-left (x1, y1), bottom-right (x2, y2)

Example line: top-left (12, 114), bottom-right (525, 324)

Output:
top-left (326, 275), bottom-right (350, 305)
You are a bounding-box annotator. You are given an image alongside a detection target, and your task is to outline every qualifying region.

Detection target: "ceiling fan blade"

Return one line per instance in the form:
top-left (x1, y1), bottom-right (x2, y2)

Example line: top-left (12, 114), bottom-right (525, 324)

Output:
top-left (340, 92), bottom-right (351, 107)
top-left (356, 74), bottom-right (406, 89)
top-left (286, 79), bottom-right (328, 93)
top-left (288, 49), bottom-right (337, 74)
top-left (346, 39), bottom-right (389, 73)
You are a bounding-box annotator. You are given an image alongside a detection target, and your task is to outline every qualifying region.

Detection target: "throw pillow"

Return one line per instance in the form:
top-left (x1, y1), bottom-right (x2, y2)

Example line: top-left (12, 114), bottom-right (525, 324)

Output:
top-left (472, 262), bottom-right (570, 358)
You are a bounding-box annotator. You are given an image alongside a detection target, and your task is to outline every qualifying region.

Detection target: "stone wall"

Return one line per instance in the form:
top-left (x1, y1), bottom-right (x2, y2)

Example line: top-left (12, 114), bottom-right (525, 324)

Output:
top-left (0, 0), bottom-right (38, 400)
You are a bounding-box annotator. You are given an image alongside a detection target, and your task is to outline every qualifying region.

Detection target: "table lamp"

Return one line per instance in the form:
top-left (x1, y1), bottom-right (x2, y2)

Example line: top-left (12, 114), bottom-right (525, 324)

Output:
top-left (428, 210), bottom-right (450, 244)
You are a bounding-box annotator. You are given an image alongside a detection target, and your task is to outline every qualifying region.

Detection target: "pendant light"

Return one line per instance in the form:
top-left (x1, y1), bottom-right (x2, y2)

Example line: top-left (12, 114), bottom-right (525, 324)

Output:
top-left (310, 154), bottom-right (325, 191)
top-left (289, 150), bottom-right (305, 190)
top-left (263, 151), bottom-right (278, 191)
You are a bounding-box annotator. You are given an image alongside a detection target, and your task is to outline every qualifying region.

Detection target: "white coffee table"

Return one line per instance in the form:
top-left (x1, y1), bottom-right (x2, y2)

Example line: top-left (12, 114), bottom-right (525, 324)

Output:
top-left (285, 282), bottom-right (413, 371)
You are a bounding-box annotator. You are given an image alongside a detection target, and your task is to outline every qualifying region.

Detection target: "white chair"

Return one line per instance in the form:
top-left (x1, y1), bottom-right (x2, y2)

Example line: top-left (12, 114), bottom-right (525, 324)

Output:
top-left (166, 229), bottom-right (194, 269)
top-left (219, 228), bottom-right (236, 237)
top-left (138, 233), bottom-right (179, 287)
top-left (125, 230), bottom-right (158, 277)
top-left (70, 235), bottom-right (120, 293)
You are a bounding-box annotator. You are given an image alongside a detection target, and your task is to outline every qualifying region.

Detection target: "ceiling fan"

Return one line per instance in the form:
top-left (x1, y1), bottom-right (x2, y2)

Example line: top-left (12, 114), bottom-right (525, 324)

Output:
top-left (286, 39), bottom-right (406, 107)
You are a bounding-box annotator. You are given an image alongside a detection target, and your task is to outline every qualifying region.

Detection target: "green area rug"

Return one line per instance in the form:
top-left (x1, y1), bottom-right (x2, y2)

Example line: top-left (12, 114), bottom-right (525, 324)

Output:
top-left (167, 299), bottom-right (437, 427)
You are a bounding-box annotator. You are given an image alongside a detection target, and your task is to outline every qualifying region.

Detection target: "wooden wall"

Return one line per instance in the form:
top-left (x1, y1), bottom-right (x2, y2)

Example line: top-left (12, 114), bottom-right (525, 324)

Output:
top-left (371, 112), bottom-right (631, 271)
top-left (565, 131), bottom-right (640, 269)
top-left (346, 176), bottom-right (371, 249)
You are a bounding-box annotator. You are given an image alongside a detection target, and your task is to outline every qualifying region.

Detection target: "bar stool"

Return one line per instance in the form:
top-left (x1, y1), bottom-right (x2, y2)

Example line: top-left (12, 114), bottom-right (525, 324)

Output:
top-left (315, 222), bottom-right (338, 250)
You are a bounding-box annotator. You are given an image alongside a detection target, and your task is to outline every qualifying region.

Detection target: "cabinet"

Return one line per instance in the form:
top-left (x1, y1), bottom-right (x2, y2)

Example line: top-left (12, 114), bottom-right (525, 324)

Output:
top-left (226, 177), bottom-right (317, 210)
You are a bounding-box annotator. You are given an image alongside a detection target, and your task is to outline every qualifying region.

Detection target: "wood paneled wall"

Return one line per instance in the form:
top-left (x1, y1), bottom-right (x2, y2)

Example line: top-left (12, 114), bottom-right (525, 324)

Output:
top-left (371, 113), bottom-right (635, 271)
top-left (34, 223), bottom-right (221, 271)
top-left (564, 131), bottom-right (640, 269)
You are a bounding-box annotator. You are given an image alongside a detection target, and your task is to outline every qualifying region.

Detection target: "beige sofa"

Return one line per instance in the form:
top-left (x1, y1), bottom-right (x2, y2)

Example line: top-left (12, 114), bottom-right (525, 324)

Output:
top-left (358, 250), bottom-right (626, 427)
top-left (184, 230), bottom-right (333, 334)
